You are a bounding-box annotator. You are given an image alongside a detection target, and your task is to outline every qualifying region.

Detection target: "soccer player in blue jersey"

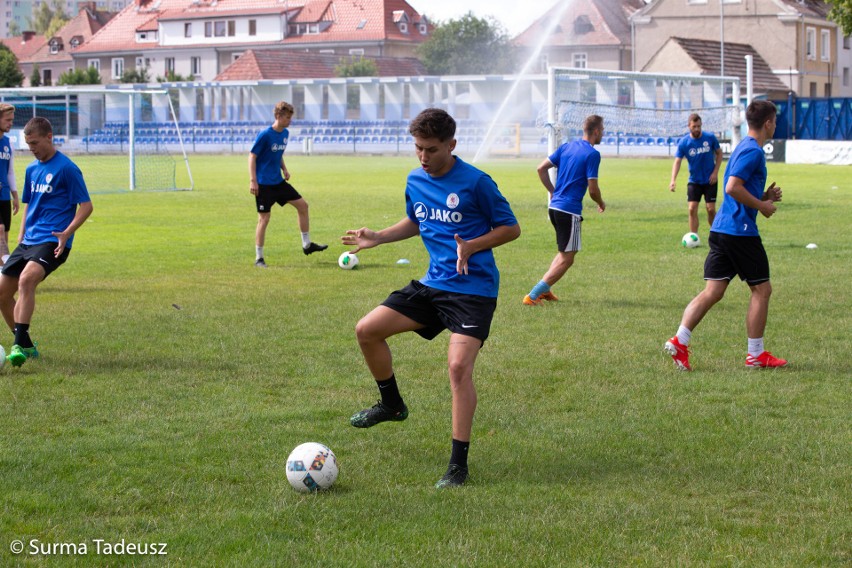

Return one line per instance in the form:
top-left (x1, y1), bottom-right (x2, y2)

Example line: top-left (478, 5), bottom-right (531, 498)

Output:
top-left (665, 100), bottom-right (787, 371)
top-left (523, 114), bottom-right (606, 306)
top-left (249, 101), bottom-right (326, 267)
top-left (342, 108), bottom-right (520, 488)
top-left (0, 103), bottom-right (20, 263)
top-left (669, 113), bottom-right (723, 234)
top-left (0, 117), bottom-right (93, 367)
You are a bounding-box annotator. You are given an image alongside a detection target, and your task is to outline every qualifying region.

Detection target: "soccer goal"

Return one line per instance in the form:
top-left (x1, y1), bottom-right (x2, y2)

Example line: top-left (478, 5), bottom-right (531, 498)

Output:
top-left (538, 67), bottom-right (743, 154)
top-left (0, 87), bottom-right (193, 192)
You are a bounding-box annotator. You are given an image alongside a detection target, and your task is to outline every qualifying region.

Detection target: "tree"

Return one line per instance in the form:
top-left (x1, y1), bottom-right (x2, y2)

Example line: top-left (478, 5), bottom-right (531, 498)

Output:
top-left (0, 44), bottom-right (24, 87)
top-left (8, 21), bottom-right (20, 37)
top-left (157, 70), bottom-right (191, 82)
top-left (334, 56), bottom-right (378, 77)
top-left (29, 0), bottom-right (69, 36)
top-left (829, 0), bottom-right (852, 35)
top-left (57, 66), bottom-right (101, 85)
top-left (417, 13), bottom-right (517, 75)
top-left (121, 68), bottom-right (150, 84)
top-left (30, 64), bottom-right (41, 87)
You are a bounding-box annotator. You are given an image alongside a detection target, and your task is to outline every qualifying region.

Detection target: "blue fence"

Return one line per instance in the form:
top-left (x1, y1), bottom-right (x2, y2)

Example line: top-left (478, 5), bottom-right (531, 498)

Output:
top-left (773, 97), bottom-right (852, 140)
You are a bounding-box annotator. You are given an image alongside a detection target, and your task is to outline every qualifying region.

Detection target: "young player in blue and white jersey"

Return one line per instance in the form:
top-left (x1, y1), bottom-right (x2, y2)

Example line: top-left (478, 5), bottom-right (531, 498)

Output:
top-left (0, 103), bottom-right (20, 263)
top-left (665, 100), bottom-right (787, 371)
top-left (342, 108), bottom-right (520, 489)
top-left (669, 113), bottom-right (723, 234)
top-left (0, 117), bottom-right (93, 367)
top-left (523, 114), bottom-right (606, 306)
top-left (249, 100), bottom-right (326, 268)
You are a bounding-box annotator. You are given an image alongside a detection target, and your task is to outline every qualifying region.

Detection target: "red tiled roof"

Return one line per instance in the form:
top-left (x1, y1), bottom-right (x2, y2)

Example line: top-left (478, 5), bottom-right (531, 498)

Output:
top-left (75, 0), bottom-right (431, 54)
top-left (215, 48), bottom-right (425, 80)
top-left (0, 34), bottom-right (47, 62)
top-left (514, 0), bottom-right (644, 47)
top-left (27, 7), bottom-right (115, 64)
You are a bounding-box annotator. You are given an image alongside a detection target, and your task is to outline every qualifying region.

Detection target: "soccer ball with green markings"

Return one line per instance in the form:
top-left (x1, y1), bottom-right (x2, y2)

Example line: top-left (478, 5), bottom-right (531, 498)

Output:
top-left (286, 443), bottom-right (338, 493)
top-left (338, 251), bottom-right (359, 270)
top-left (681, 232), bottom-right (700, 248)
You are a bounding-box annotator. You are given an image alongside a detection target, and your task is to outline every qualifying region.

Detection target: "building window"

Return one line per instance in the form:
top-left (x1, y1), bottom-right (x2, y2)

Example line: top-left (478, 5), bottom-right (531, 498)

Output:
top-left (845, 36), bottom-right (851, 50)
top-left (809, 82), bottom-right (817, 97)
top-left (687, 0), bottom-right (708, 4)
top-left (419, 24), bottom-right (427, 35)
top-left (820, 29), bottom-right (830, 62)
top-left (43, 69), bottom-right (51, 86)
top-left (191, 56), bottom-right (201, 76)
top-left (49, 42), bottom-right (59, 54)
top-left (349, 48), bottom-right (364, 55)
top-left (184, 23), bottom-right (191, 38)
top-left (112, 57), bottom-right (124, 79)
top-left (825, 82), bottom-right (831, 97)
top-left (88, 59), bottom-right (99, 71)
top-left (205, 22), bottom-right (212, 37)
top-left (214, 21), bottom-right (226, 37)
top-left (844, 67), bottom-right (849, 87)
top-left (165, 57), bottom-right (175, 73)
top-left (228, 20), bottom-right (235, 36)
top-left (806, 27), bottom-right (816, 60)
top-left (574, 15), bottom-right (593, 34)
top-left (248, 19), bottom-right (256, 36)
top-left (135, 56), bottom-right (143, 69)
top-left (399, 22), bottom-right (407, 34)
top-left (572, 52), bottom-right (587, 69)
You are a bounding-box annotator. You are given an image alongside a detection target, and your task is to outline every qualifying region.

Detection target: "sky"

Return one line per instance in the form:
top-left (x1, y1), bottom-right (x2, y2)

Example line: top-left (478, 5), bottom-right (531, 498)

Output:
top-left (407, 0), bottom-right (557, 37)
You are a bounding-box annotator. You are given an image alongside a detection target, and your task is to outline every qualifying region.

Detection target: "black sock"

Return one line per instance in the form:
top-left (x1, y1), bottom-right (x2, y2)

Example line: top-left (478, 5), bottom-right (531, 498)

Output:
top-left (14, 323), bottom-right (33, 349)
top-left (450, 438), bottom-right (469, 470)
top-left (376, 374), bottom-right (403, 410)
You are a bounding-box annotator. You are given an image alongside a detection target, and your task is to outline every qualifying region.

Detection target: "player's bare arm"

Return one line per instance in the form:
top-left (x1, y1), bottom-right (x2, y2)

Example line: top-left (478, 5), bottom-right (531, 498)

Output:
top-left (342, 217), bottom-right (420, 253)
top-left (536, 159), bottom-right (556, 196)
top-left (726, 176), bottom-right (777, 218)
top-left (588, 179), bottom-right (605, 212)
top-left (709, 148), bottom-right (723, 184)
top-left (52, 201), bottom-right (93, 257)
top-left (670, 157), bottom-right (682, 191)
top-left (281, 158), bottom-right (290, 181)
top-left (248, 153), bottom-right (259, 195)
top-left (453, 223), bottom-right (520, 275)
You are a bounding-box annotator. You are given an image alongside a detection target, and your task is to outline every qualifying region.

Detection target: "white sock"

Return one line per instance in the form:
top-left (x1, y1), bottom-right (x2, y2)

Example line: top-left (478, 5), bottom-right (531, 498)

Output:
top-left (748, 337), bottom-right (764, 358)
top-left (256, 246), bottom-right (264, 260)
top-left (301, 232), bottom-right (311, 248)
top-left (676, 325), bottom-right (692, 346)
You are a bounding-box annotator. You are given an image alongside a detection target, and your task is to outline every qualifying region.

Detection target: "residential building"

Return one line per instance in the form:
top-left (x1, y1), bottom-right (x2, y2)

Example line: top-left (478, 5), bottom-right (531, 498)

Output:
top-left (1, 0), bottom-right (130, 39)
top-left (0, 30), bottom-right (46, 81)
top-left (71, 0), bottom-right (432, 84)
top-left (630, 0), bottom-right (843, 97)
top-left (513, 0), bottom-right (646, 73)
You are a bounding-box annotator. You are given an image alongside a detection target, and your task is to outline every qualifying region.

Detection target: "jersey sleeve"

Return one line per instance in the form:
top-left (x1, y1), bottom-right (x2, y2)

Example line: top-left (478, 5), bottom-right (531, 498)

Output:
top-left (474, 175), bottom-right (517, 229)
top-left (586, 150), bottom-right (601, 180)
top-left (66, 163), bottom-right (91, 204)
top-left (548, 144), bottom-right (565, 168)
top-left (674, 138), bottom-right (686, 158)
top-left (727, 146), bottom-right (761, 182)
top-left (250, 131), bottom-right (266, 156)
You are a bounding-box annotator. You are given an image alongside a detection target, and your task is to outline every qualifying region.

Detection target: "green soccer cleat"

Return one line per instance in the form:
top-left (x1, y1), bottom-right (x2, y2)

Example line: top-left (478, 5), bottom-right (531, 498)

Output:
top-left (349, 401), bottom-right (408, 428)
top-left (7, 344), bottom-right (39, 367)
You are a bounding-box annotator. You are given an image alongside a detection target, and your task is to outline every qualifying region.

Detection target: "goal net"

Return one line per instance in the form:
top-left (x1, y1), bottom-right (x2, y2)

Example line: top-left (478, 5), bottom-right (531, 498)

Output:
top-left (538, 67), bottom-right (743, 152)
top-left (0, 87), bottom-right (193, 193)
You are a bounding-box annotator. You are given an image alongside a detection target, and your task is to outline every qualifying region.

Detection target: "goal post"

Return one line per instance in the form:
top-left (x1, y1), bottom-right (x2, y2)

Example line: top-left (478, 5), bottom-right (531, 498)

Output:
top-left (0, 86), bottom-right (193, 193)
top-left (539, 67), bottom-right (743, 155)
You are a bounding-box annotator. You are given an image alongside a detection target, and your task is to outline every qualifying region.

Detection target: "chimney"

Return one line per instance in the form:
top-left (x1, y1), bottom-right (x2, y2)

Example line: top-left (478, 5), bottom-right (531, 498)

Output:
top-left (22, 30), bottom-right (35, 42)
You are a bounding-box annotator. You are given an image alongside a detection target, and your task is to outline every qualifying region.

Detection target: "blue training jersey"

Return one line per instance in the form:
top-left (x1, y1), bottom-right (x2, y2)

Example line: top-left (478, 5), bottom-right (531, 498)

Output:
top-left (675, 132), bottom-right (720, 184)
top-left (251, 126), bottom-right (289, 185)
top-left (22, 151), bottom-right (90, 248)
top-left (547, 139), bottom-right (600, 216)
top-left (0, 135), bottom-right (12, 200)
top-left (405, 156), bottom-right (518, 298)
top-left (712, 136), bottom-right (766, 237)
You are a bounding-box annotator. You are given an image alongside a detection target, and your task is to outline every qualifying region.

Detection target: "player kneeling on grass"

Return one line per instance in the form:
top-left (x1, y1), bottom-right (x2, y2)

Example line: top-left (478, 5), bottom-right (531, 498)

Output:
top-left (665, 100), bottom-right (787, 371)
top-left (0, 117), bottom-right (92, 367)
top-left (342, 108), bottom-right (520, 489)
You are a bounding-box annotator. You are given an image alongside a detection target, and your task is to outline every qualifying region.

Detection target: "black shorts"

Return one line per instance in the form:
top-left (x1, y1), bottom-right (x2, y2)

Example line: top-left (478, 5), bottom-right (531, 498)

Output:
top-left (0, 200), bottom-right (10, 231)
top-left (704, 232), bottom-right (769, 285)
top-left (1, 242), bottom-right (70, 279)
top-left (256, 180), bottom-right (302, 213)
top-left (549, 208), bottom-right (582, 252)
top-left (687, 182), bottom-right (718, 203)
top-left (381, 280), bottom-right (497, 343)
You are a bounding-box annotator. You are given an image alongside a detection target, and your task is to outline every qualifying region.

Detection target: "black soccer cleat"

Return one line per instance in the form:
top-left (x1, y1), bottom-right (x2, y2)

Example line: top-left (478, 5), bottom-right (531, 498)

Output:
top-left (350, 401), bottom-right (408, 428)
top-left (435, 464), bottom-right (468, 489)
top-left (255, 258), bottom-right (268, 268)
top-left (303, 242), bottom-right (328, 255)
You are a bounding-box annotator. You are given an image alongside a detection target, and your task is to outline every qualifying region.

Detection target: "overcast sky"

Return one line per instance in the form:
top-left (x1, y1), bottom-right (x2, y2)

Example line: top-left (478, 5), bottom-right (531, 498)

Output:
top-left (408, 0), bottom-right (557, 37)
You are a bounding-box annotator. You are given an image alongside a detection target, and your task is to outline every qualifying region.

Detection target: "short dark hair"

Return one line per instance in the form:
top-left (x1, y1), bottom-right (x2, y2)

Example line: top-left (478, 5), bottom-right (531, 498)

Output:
top-left (409, 108), bottom-right (456, 142)
top-left (23, 116), bottom-right (52, 137)
top-left (583, 114), bottom-right (603, 135)
top-left (688, 113), bottom-right (702, 124)
top-left (746, 100), bottom-right (776, 130)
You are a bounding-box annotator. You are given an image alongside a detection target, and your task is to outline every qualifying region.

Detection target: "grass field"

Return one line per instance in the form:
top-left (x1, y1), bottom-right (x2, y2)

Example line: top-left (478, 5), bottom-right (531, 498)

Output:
top-left (0, 152), bottom-right (849, 566)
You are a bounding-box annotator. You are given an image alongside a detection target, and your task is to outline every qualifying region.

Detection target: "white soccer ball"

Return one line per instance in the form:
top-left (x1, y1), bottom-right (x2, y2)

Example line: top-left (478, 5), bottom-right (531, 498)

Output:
top-left (0, 344), bottom-right (5, 369)
top-left (338, 251), bottom-right (359, 270)
top-left (286, 442), bottom-right (338, 493)
top-left (681, 232), bottom-right (700, 248)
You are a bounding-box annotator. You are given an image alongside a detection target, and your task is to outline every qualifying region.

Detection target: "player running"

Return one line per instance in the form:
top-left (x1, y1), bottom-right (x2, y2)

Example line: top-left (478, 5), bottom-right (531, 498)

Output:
top-left (665, 100), bottom-right (787, 371)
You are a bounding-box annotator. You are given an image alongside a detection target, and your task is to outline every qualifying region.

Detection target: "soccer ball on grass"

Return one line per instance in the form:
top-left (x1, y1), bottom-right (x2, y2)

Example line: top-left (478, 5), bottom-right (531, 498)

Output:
top-left (681, 232), bottom-right (700, 248)
top-left (338, 251), bottom-right (359, 270)
top-left (286, 442), bottom-right (338, 493)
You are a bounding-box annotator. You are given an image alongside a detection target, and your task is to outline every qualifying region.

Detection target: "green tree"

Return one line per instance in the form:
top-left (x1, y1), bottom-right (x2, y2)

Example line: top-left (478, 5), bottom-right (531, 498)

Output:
top-left (121, 68), bottom-right (150, 84)
top-left (829, 0), bottom-right (852, 35)
top-left (8, 21), bottom-right (20, 37)
top-left (29, 0), bottom-right (68, 36)
top-left (157, 70), bottom-right (191, 82)
top-left (334, 56), bottom-right (378, 77)
top-left (30, 64), bottom-right (42, 87)
top-left (0, 44), bottom-right (25, 87)
top-left (57, 66), bottom-right (101, 85)
top-left (417, 13), bottom-right (517, 75)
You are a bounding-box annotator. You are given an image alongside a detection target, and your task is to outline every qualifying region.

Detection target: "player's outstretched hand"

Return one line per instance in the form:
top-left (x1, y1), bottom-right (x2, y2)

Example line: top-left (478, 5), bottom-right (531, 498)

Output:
top-left (764, 182), bottom-right (782, 203)
top-left (342, 227), bottom-right (379, 253)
